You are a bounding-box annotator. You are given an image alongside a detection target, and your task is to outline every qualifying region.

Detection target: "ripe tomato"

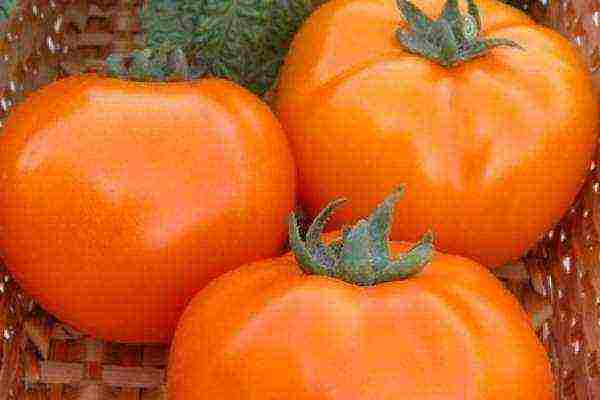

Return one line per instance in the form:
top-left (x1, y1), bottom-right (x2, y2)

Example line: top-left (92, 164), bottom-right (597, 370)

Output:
top-left (275, 0), bottom-right (598, 267)
top-left (0, 75), bottom-right (297, 343)
top-left (168, 189), bottom-right (554, 399)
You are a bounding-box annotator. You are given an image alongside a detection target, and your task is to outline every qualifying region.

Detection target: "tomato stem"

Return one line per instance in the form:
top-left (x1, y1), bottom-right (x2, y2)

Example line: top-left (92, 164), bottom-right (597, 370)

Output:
top-left (289, 187), bottom-right (434, 285)
top-left (395, 0), bottom-right (524, 67)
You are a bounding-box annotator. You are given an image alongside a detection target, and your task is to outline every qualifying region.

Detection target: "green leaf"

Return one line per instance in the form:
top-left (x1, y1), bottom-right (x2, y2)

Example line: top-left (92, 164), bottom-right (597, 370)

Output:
top-left (288, 213), bottom-right (331, 276)
top-left (168, 48), bottom-right (191, 79)
top-left (482, 37), bottom-right (525, 51)
top-left (429, 19), bottom-right (458, 66)
top-left (0, 0), bottom-right (16, 22)
top-left (306, 198), bottom-right (346, 249)
top-left (106, 54), bottom-right (128, 78)
top-left (440, 0), bottom-right (466, 43)
top-left (396, 29), bottom-right (441, 61)
top-left (466, 0), bottom-right (481, 31)
top-left (396, 0), bottom-right (433, 35)
top-left (375, 231), bottom-right (434, 283)
top-left (328, 239), bottom-right (344, 259)
top-left (455, 37), bottom-right (524, 62)
top-left (461, 14), bottom-right (478, 41)
top-left (305, 197), bottom-right (347, 269)
top-left (138, 0), bottom-right (314, 94)
top-left (338, 220), bottom-right (376, 285)
top-left (367, 187), bottom-right (404, 269)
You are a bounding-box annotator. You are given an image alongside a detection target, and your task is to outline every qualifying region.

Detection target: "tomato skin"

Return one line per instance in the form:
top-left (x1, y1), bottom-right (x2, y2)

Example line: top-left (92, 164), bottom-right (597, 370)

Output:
top-left (275, 0), bottom-right (598, 267)
top-left (168, 232), bottom-right (554, 399)
top-left (0, 75), bottom-right (297, 343)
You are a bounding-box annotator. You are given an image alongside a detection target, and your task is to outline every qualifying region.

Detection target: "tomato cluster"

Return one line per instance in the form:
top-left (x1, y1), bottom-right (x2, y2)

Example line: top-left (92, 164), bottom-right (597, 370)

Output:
top-left (0, 0), bottom-right (597, 397)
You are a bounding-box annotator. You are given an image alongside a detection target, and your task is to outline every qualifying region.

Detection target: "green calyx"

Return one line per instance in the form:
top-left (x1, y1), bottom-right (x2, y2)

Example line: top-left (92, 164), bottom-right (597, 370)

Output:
top-left (289, 187), bottom-right (434, 286)
top-left (396, 0), bottom-right (524, 67)
top-left (106, 47), bottom-right (197, 82)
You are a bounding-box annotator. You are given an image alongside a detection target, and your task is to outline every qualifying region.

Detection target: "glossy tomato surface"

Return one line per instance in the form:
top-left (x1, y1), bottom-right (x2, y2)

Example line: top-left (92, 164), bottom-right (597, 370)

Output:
top-left (168, 233), bottom-right (554, 399)
top-left (276, 0), bottom-right (598, 267)
top-left (0, 75), bottom-right (297, 343)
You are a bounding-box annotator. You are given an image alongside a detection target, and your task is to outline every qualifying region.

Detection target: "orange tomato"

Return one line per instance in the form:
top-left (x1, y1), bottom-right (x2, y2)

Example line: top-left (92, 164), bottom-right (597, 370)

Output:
top-left (168, 234), bottom-right (553, 399)
top-left (0, 74), bottom-right (297, 343)
top-left (275, 0), bottom-right (598, 267)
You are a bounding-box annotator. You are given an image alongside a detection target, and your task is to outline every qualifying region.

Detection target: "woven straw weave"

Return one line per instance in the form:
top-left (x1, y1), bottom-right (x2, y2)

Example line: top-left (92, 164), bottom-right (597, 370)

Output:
top-left (0, 0), bottom-right (597, 398)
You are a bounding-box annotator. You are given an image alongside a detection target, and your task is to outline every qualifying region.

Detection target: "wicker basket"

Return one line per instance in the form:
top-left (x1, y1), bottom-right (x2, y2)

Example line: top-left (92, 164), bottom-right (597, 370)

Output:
top-left (0, 0), bottom-right (597, 398)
